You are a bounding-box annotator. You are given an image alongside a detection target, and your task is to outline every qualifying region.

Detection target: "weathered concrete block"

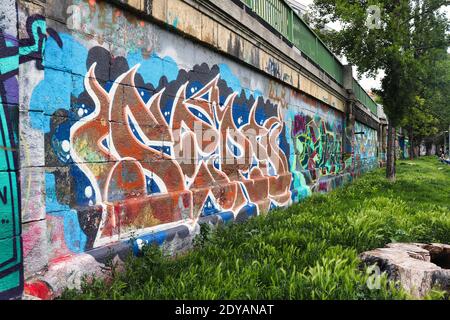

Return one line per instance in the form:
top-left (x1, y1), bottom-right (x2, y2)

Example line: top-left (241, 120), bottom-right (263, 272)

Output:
top-left (45, 0), bottom-right (72, 24)
top-left (19, 111), bottom-right (45, 168)
top-left (152, 0), bottom-right (167, 21)
top-left (217, 23), bottom-right (231, 53)
top-left (22, 219), bottom-right (48, 279)
top-left (21, 166), bottom-right (46, 223)
top-left (17, 0), bottom-right (45, 39)
top-left (19, 60), bottom-right (44, 113)
top-left (166, 0), bottom-right (202, 39)
top-left (201, 14), bottom-right (217, 47)
top-left (360, 243), bottom-right (450, 298)
top-left (0, 0), bottom-right (18, 35)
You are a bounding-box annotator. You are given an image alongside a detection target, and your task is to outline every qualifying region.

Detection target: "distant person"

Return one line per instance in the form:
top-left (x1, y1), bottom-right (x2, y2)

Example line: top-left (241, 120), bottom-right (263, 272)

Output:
top-left (445, 156), bottom-right (450, 165)
top-left (441, 153), bottom-right (450, 165)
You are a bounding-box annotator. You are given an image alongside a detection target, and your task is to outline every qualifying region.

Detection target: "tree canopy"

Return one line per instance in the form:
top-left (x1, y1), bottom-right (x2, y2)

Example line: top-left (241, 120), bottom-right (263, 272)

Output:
top-left (309, 0), bottom-right (450, 127)
top-left (308, 0), bottom-right (450, 178)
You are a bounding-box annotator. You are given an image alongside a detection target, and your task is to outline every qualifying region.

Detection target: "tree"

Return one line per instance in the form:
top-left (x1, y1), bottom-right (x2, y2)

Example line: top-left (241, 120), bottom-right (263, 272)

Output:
top-left (401, 97), bottom-right (440, 158)
top-left (423, 53), bottom-right (450, 131)
top-left (309, 0), bottom-right (450, 180)
top-left (409, 52), bottom-right (450, 157)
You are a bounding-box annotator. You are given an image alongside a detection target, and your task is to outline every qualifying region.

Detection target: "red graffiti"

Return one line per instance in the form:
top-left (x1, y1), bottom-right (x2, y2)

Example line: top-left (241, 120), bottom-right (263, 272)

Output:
top-left (24, 281), bottom-right (52, 300)
top-left (71, 63), bottom-right (292, 247)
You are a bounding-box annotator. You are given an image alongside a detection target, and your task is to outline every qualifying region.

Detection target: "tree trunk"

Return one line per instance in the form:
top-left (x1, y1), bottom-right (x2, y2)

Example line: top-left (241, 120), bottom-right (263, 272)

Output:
top-left (413, 138), bottom-right (421, 158)
top-left (426, 142), bottom-right (432, 156)
top-left (408, 127), bottom-right (414, 160)
top-left (386, 125), bottom-right (396, 181)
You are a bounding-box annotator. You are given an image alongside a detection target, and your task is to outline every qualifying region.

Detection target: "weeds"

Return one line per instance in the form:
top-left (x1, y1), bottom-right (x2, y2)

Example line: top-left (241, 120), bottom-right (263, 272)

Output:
top-left (193, 223), bottom-right (213, 249)
top-left (61, 157), bottom-right (450, 300)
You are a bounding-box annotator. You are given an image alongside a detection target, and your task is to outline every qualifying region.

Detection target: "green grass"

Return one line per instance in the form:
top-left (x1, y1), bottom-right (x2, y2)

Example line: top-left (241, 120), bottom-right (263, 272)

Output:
top-left (61, 157), bottom-right (450, 300)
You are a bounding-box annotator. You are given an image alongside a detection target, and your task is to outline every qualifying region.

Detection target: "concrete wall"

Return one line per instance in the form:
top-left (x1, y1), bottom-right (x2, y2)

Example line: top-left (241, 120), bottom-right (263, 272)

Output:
top-left (0, 0), bottom-right (382, 299)
top-left (354, 121), bottom-right (379, 174)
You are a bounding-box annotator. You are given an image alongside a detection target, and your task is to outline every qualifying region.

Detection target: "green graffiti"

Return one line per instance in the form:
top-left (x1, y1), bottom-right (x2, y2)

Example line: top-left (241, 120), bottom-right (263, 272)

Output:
top-left (354, 121), bottom-right (379, 174)
top-left (291, 113), bottom-right (347, 200)
top-left (0, 93), bottom-right (22, 300)
top-left (0, 19), bottom-right (22, 298)
top-left (293, 114), bottom-right (344, 173)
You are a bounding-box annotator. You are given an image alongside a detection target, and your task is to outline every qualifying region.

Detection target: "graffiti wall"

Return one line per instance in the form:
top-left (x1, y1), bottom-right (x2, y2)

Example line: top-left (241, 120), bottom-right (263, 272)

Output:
top-left (397, 135), bottom-right (410, 160)
top-left (0, 0), bottom-right (22, 299)
top-left (16, 0), bottom-right (298, 290)
top-left (0, 0), bottom-right (381, 298)
top-left (46, 57), bottom-right (294, 250)
top-left (354, 121), bottom-right (379, 174)
top-left (286, 95), bottom-right (351, 200)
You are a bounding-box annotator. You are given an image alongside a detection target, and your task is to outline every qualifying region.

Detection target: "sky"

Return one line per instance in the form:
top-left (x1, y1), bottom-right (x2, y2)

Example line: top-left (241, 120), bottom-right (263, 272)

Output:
top-left (292, 0), bottom-right (450, 92)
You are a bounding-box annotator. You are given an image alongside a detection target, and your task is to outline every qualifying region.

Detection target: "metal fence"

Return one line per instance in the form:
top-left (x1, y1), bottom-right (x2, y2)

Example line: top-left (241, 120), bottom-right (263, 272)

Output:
top-left (241, 0), bottom-right (377, 117)
top-left (353, 80), bottom-right (379, 115)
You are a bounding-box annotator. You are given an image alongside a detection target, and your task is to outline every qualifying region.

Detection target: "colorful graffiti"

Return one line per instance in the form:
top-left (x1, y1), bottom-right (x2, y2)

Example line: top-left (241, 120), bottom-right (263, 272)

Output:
top-left (288, 100), bottom-right (349, 199)
top-left (41, 45), bottom-right (292, 250)
top-left (354, 121), bottom-right (379, 173)
top-left (397, 135), bottom-right (410, 160)
top-left (67, 0), bottom-right (155, 55)
top-left (0, 13), bottom-right (61, 299)
top-left (0, 26), bottom-right (21, 298)
top-left (5, 0), bottom-right (383, 298)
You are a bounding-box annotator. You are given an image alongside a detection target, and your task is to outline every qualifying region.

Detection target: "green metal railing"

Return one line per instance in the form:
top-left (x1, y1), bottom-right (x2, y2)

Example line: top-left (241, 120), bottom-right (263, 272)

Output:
top-left (352, 81), bottom-right (378, 116)
top-left (245, 0), bottom-right (292, 37)
top-left (241, 0), bottom-right (377, 117)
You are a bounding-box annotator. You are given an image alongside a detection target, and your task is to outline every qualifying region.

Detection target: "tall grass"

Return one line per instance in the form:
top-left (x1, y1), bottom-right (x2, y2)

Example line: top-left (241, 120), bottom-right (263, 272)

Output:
top-left (62, 157), bottom-right (450, 300)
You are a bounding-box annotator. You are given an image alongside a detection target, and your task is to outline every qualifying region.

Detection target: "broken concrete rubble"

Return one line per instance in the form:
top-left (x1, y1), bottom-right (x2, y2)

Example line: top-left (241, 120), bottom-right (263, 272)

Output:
top-left (360, 243), bottom-right (450, 298)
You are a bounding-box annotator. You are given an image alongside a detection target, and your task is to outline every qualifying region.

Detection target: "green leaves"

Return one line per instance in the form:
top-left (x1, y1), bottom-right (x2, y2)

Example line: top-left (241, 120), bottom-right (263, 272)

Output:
top-left (310, 0), bottom-right (449, 129)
